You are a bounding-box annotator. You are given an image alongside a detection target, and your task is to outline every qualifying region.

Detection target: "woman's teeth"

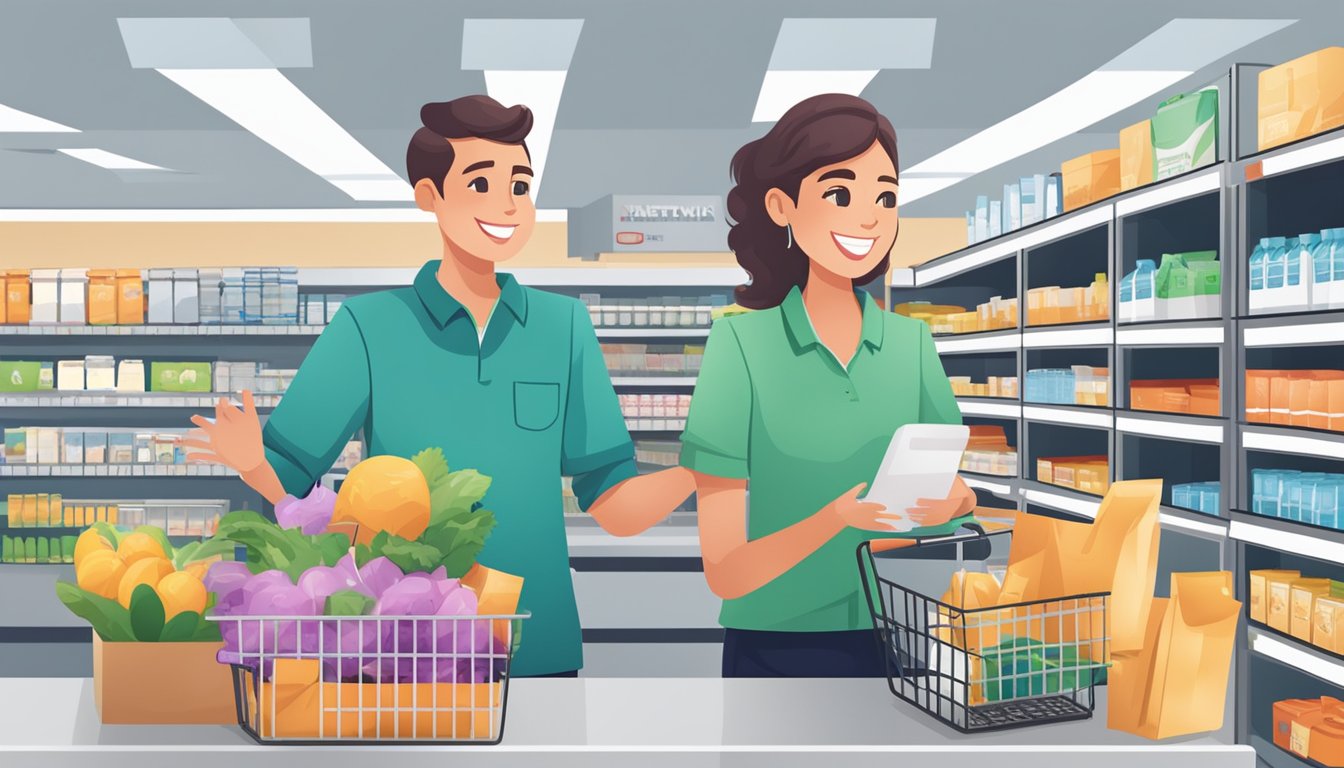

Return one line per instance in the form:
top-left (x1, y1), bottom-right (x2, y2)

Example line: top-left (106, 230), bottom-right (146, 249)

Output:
top-left (832, 233), bottom-right (876, 258)
top-left (478, 221), bottom-right (516, 240)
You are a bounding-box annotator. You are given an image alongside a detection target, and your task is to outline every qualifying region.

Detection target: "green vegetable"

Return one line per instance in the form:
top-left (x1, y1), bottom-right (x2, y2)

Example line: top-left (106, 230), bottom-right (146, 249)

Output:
top-left (89, 521), bottom-right (123, 549)
top-left (367, 531), bottom-right (444, 573)
top-left (129, 584), bottom-right (166, 642)
top-left (172, 537), bottom-right (237, 570)
top-left (212, 510), bottom-right (346, 580)
top-left (190, 614), bottom-right (222, 642)
top-left (54, 582), bottom-right (135, 641)
top-left (326, 590), bottom-right (375, 616)
top-left (159, 611), bottom-right (201, 642)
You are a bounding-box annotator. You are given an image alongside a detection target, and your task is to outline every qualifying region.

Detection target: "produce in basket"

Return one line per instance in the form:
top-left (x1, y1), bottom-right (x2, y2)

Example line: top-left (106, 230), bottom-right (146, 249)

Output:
top-left (54, 522), bottom-right (235, 642)
top-left (204, 448), bottom-right (521, 684)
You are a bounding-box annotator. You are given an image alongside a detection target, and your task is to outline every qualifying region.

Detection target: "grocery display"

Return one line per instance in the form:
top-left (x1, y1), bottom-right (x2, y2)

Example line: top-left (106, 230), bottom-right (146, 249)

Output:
top-left (1249, 229), bottom-right (1344, 314)
top-left (1245, 369), bottom-right (1344, 431)
top-left (1170, 482), bottom-right (1220, 515)
top-left (894, 297), bottom-right (1018, 335)
top-left (1119, 252), bottom-right (1221, 323)
top-left (1250, 568), bottom-right (1344, 654)
top-left (1251, 469), bottom-right (1344, 530)
top-left (619, 393), bottom-right (690, 432)
top-left (1129, 379), bottom-right (1220, 416)
top-left (1258, 46), bottom-right (1344, 151)
top-left (580, 293), bottom-right (729, 329)
top-left (1024, 366), bottom-right (1109, 406)
top-left (1271, 697), bottom-right (1344, 766)
top-left (960, 425), bottom-right (1017, 477)
top-left (1037, 456), bottom-right (1110, 495)
top-left (601, 343), bottom-right (704, 376)
top-left (949, 376), bottom-right (1019, 399)
top-left (1026, 274), bottom-right (1110, 326)
top-left (965, 174), bottom-right (1063, 246)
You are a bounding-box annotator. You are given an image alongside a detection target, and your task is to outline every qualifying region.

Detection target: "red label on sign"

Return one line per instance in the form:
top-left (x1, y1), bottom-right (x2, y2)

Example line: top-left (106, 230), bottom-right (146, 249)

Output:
top-left (616, 231), bottom-right (645, 245)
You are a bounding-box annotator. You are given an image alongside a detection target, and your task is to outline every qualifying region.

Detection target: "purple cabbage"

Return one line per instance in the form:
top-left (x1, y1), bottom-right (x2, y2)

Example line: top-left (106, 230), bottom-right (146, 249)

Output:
top-left (274, 485), bottom-right (336, 535)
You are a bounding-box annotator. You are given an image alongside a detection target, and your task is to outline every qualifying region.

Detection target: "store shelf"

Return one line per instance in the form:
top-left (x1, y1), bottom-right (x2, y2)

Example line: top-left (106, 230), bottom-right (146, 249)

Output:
top-left (1022, 323), bottom-right (1114, 348)
top-left (962, 475), bottom-right (1016, 497)
top-left (611, 377), bottom-right (697, 387)
top-left (1115, 322), bottom-right (1226, 347)
top-left (1022, 404), bottom-right (1114, 428)
top-left (954, 398), bottom-right (1021, 418)
top-left (1241, 425), bottom-right (1344, 461)
top-left (1243, 314), bottom-right (1344, 348)
top-left (889, 268), bottom-right (915, 288)
top-left (1249, 126), bottom-right (1344, 180)
top-left (297, 266), bottom-right (748, 288)
top-left (1114, 166), bottom-right (1224, 217)
top-left (1251, 735), bottom-right (1314, 768)
top-left (1018, 480), bottom-right (1102, 519)
top-left (0, 465), bottom-right (235, 478)
top-left (1248, 625), bottom-right (1344, 688)
top-left (0, 393), bottom-right (279, 409)
top-left (1156, 504), bottom-right (1229, 538)
top-left (624, 420), bottom-right (687, 433)
top-left (596, 328), bottom-right (710, 339)
top-left (0, 324), bottom-right (325, 336)
top-left (1230, 511), bottom-right (1344, 565)
top-left (916, 204), bottom-right (1113, 286)
top-left (1116, 411), bottom-right (1227, 444)
top-left (933, 329), bottom-right (1021, 354)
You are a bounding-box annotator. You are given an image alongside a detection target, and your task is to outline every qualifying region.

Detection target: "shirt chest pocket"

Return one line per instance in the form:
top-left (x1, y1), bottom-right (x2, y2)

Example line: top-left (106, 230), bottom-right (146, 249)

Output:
top-left (514, 381), bottom-right (560, 431)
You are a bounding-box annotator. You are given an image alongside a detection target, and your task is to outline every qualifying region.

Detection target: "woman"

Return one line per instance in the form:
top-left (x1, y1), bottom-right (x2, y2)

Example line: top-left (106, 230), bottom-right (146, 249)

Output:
top-left (682, 93), bottom-right (976, 678)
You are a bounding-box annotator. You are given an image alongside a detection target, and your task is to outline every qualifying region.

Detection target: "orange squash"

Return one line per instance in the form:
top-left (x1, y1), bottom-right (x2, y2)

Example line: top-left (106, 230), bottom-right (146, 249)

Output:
top-left (332, 455), bottom-right (431, 545)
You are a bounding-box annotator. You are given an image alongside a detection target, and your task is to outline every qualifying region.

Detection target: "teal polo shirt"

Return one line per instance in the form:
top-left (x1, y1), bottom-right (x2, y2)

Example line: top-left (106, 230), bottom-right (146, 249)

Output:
top-left (680, 286), bottom-right (965, 632)
top-left (262, 260), bottom-right (638, 675)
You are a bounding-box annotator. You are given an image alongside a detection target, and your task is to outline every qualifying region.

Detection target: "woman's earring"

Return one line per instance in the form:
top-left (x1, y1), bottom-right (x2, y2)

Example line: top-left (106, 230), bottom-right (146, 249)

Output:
top-left (785, 224), bottom-right (793, 250)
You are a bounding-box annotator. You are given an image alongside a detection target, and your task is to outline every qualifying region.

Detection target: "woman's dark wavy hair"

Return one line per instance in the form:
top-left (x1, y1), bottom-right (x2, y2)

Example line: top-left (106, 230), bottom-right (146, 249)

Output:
top-left (727, 94), bottom-right (898, 309)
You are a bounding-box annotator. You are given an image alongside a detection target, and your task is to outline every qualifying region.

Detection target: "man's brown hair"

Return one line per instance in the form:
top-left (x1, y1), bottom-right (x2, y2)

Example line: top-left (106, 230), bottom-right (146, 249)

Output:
top-left (406, 95), bottom-right (533, 196)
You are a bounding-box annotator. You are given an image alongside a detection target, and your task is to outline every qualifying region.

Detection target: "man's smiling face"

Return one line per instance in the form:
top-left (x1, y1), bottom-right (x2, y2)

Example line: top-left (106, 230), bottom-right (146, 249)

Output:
top-left (414, 137), bottom-right (537, 262)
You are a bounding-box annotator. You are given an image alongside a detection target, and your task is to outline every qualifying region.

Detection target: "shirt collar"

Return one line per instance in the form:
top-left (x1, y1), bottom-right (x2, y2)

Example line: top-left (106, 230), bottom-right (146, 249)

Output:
top-left (779, 285), bottom-right (885, 355)
top-left (413, 260), bottom-right (528, 329)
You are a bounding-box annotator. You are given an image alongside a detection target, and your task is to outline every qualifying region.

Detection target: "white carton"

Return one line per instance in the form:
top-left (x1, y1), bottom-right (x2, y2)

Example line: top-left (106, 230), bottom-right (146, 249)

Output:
top-left (174, 268), bottom-right (200, 324)
top-left (147, 269), bottom-right (175, 324)
top-left (30, 269), bottom-right (60, 324)
top-left (58, 269), bottom-right (87, 325)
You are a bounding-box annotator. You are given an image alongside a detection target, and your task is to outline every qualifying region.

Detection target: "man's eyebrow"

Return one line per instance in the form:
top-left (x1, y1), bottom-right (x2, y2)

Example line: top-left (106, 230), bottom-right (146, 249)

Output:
top-left (879, 175), bottom-right (898, 185)
top-left (513, 165), bottom-right (534, 177)
top-left (818, 169), bottom-right (856, 182)
top-left (461, 160), bottom-right (494, 174)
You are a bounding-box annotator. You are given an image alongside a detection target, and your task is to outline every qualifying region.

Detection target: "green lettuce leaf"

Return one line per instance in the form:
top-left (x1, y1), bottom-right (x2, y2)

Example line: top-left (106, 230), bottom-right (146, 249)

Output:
top-left (54, 582), bottom-right (134, 641)
top-left (158, 610), bottom-right (201, 642)
top-left (173, 537), bottom-right (238, 570)
top-left (326, 590), bottom-right (375, 616)
top-left (128, 584), bottom-right (166, 642)
top-left (368, 531), bottom-right (445, 573)
top-left (89, 521), bottom-right (123, 550)
top-left (411, 447), bottom-right (451, 489)
top-left (189, 613), bottom-right (222, 642)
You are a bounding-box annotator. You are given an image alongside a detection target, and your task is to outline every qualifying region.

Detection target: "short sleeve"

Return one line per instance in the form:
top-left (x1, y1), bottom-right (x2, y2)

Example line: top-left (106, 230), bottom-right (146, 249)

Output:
top-left (560, 301), bottom-right (638, 510)
top-left (917, 323), bottom-right (962, 425)
top-left (679, 321), bottom-right (751, 479)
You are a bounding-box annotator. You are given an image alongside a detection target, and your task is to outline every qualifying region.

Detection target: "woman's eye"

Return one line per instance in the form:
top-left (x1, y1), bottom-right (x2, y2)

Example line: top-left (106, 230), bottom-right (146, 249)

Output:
top-left (823, 187), bottom-right (851, 207)
top-left (877, 191), bottom-right (897, 209)
top-left (513, 180), bottom-right (530, 196)
top-left (468, 177), bottom-right (489, 193)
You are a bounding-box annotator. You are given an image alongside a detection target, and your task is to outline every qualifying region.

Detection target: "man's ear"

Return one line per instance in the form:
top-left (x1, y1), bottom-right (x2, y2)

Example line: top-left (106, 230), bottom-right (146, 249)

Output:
top-left (763, 188), bottom-right (793, 228)
top-left (413, 179), bottom-right (439, 213)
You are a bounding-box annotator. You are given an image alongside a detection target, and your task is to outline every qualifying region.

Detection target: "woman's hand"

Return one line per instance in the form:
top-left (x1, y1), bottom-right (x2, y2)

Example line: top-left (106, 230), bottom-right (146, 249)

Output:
top-left (824, 483), bottom-right (906, 532)
top-left (183, 391), bottom-right (266, 474)
top-left (905, 475), bottom-right (977, 528)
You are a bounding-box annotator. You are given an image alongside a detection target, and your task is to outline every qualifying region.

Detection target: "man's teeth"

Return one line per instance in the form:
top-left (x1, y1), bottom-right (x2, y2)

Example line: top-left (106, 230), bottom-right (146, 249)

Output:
top-left (833, 233), bottom-right (875, 257)
top-left (479, 222), bottom-right (516, 240)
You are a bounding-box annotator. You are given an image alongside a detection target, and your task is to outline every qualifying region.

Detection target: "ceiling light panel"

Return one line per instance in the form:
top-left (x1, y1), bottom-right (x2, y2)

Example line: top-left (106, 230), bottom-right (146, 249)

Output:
top-left (58, 148), bottom-right (166, 171)
top-left (0, 103), bottom-right (78, 133)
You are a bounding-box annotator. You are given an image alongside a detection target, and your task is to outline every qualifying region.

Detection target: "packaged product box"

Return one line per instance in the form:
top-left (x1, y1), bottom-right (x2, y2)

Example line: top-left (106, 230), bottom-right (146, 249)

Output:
top-left (150, 362), bottom-right (212, 393)
top-left (62, 432), bottom-right (84, 464)
top-left (1, 536), bottom-right (9, 563)
top-left (37, 429), bottom-right (59, 464)
top-left (86, 270), bottom-right (117, 325)
top-left (84, 432), bottom-right (107, 464)
top-left (116, 269), bottom-right (144, 324)
top-left (146, 269), bottom-right (174, 324)
top-left (38, 362), bottom-right (54, 390)
top-left (174, 268), bottom-right (200, 324)
top-left (4, 428), bottom-right (26, 462)
top-left (1293, 578), bottom-right (1333, 641)
top-left (62, 505), bottom-right (75, 527)
top-left (1189, 382), bottom-right (1221, 417)
top-left (6, 270), bottom-right (31, 324)
top-left (29, 269), bottom-right (60, 325)
top-left (1246, 370), bottom-right (1279, 424)
top-left (108, 433), bottom-right (134, 464)
top-left (1310, 371), bottom-right (1344, 432)
top-left (58, 268), bottom-right (87, 325)
top-left (35, 494), bottom-right (50, 526)
top-left (0, 361), bottom-right (41, 392)
top-left (1119, 119), bottom-right (1155, 191)
top-left (0, 276), bottom-right (6, 323)
top-left (1272, 372), bottom-right (1293, 425)
top-left (36, 537), bottom-right (48, 562)
top-left (1314, 596), bottom-right (1344, 653)
top-left (1258, 47), bottom-right (1344, 151)
top-left (56, 360), bottom-right (85, 391)
top-left (116, 360), bottom-right (146, 393)
top-left (1061, 149), bottom-right (1121, 211)
top-left (1152, 87), bottom-right (1219, 180)
top-left (92, 636), bottom-right (235, 724)
top-left (1269, 572), bottom-right (1298, 632)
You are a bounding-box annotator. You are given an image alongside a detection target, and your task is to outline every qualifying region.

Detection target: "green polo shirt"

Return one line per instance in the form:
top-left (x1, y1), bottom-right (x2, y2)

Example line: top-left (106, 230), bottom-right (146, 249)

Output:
top-left (680, 286), bottom-right (964, 632)
top-left (262, 260), bottom-right (638, 675)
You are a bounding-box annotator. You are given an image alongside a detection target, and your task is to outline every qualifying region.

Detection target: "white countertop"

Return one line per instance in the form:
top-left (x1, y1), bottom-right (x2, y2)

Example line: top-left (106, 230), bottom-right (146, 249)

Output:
top-left (0, 677), bottom-right (1253, 767)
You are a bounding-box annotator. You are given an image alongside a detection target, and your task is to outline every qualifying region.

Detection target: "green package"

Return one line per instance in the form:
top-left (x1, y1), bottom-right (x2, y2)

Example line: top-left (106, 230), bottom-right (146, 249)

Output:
top-left (0, 361), bottom-right (42, 393)
top-left (61, 536), bottom-right (77, 564)
top-left (979, 638), bottom-right (1103, 703)
top-left (1152, 86), bottom-right (1219, 180)
top-left (1180, 251), bottom-right (1221, 296)
top-left (150, 362), bottom-right (213, 393)
top-left (2, 535), bottom-right (11, 563)
top-left (36, 538), bottom-right (49, 563)
top-left (24, 537), bottom-right (36, 564)
top-left (1155, 254), bottom-right (1190, 299)
top-left (12, 537), bottom-right (23, 564)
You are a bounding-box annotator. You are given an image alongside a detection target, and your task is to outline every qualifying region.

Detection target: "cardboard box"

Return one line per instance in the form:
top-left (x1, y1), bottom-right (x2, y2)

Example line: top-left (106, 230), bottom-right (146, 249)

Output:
top-left (1315, 596), bottom-right (1344, 653)
top-left (1269, 572), bottom-right (1298, 633)
top-left (1293, 578), bottom-right (1334, 642)
top-left (1259, 47), bottom-right (1344, 151)
top-left (86, 270), bottom-right (117, 325)
top-left (92, 635), bottom-right (236, 724)
top-left (116, 270), bottom-right (144, 325)
top-left (1253, 570), bottom-right (1301, 624)
top-left (1120, 119), bottom-right (1155, 191)
top-left (1061, 149), bottom-right (1121, 211)
top-left (5, 270), bottom-right (30, 325)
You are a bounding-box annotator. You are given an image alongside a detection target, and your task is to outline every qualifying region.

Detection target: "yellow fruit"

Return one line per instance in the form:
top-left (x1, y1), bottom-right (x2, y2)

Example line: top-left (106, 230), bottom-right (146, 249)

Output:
top-left (76, 549), bottom-right (127, 600)
top-left (116, 532), bottom-right (167, 566)
top-left (333, 455), bottom-right (431, 546)
top-left (155, 571), bottom-right (207, 619)
top-left (117, 557), bottom-right (175, 609)
top-left (73, 528), bottom-right (114, 569)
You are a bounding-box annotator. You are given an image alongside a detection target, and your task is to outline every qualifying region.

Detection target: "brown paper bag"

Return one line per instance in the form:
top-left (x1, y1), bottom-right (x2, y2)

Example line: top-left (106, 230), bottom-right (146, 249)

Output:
top-left (938, 570), bottom-right (1004, 650)
top-left (1130, 571), bottom-right (1240, 739)
top-left (1107, 597), bottom-right (1171, 733)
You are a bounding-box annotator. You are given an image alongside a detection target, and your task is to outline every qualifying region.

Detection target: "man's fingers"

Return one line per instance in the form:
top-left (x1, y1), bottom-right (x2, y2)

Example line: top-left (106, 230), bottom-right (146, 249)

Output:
top-left (189, 415), bottom-right (216, 433)
top-left (186, 451), bottom-right (224, 465)
top-left (241, 390), bottom-right (257, 417)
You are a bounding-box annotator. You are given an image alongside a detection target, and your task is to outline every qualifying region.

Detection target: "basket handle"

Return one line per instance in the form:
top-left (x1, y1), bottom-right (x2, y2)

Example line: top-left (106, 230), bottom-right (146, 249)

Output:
top-left (856, 541), bottom-right (906, 680)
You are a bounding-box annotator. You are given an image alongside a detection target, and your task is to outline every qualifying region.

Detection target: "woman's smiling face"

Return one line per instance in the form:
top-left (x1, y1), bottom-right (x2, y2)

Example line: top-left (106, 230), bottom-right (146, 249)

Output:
top-left (764, 140), bottom-right (899, 281)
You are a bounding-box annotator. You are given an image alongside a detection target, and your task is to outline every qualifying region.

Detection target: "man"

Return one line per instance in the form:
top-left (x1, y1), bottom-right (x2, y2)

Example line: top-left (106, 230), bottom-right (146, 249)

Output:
top-left (187, 95), bottom-right (695, 676)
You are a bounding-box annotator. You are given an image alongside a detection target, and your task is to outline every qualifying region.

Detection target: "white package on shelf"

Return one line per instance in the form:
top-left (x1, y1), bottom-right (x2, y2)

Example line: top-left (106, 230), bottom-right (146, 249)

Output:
top-left (30, 269), bottom-right (60, 325)
top-left (58, 269), bottom-right (86, 325)
top-left (56, 360), bottom-right (85, 391)
top-left (116, 360), bottom-right (146, 393)
top-left (174, 268), bottom-right (200, 324)
top-left (147, 269), bottom-right (175, 323)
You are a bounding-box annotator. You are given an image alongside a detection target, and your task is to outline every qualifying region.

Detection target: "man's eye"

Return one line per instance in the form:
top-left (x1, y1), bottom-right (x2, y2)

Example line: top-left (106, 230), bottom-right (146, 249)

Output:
top-left (468, 177), bottom-right (489, 193)
top-left (877, 191), bottom-right (897, 208)
top-left (513, 180), bottom-right (530, 196)
top-left (823, 187), bottom-right (851, 207)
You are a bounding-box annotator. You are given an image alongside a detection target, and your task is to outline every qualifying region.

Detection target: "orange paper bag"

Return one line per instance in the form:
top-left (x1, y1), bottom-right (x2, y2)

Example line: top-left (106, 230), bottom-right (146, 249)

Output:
top-left (1107, 596), bottom-right (1170, 733)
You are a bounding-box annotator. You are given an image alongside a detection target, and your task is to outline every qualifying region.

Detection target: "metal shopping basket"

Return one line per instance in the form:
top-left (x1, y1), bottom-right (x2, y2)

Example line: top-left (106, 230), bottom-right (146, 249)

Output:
top-left (858, 527), bottom-right (1110, 733)
top-left (208, 613), bottom-right (527, 744)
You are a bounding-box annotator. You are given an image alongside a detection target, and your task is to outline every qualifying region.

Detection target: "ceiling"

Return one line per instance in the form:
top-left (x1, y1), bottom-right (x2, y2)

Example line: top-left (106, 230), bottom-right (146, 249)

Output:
top-left (1, 0), bottom-right (1342, 217)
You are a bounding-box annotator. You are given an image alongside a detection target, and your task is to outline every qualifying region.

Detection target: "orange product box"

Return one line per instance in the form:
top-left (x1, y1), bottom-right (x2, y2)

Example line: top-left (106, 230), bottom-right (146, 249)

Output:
top-left (1188, 382), bottom-right (1220, 417)
top-left (93, 635), bottom-right (235, 724)
top-left (6, 270), bottom-right (31, 325)
top-left (1308, 371), bottom-right (1344, 432)
top-left (115, 269), bottom-right (144, 325)
top-left (1292, 578), bottom-right (1333, 643)
top-left (1315, 596), bottom-right (1344, 654)
top-left (1246, 370), bottom-right (1280, 424)
top-left (1259, 47), bottom-right (1344, 151)
top-left (1062, 149), bottom-right (1121, 211)
top-left (1119, 119), bottom-right (1155, 191)
top-left (1271, 372), bottom-right (1293, 425)
top-left (87, 270), bottom-right (118, 325)
top-left (1269, 572), bottom-right (1298, 633)
top-left (0, 272), bottom-right (6, 323)
top-left (1037, 458), bottom-right (1055, 485)
top-left (1252, 569), bottom-right (1301, 624)
top-left (1276, 699), bottom-right (1322, 751)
